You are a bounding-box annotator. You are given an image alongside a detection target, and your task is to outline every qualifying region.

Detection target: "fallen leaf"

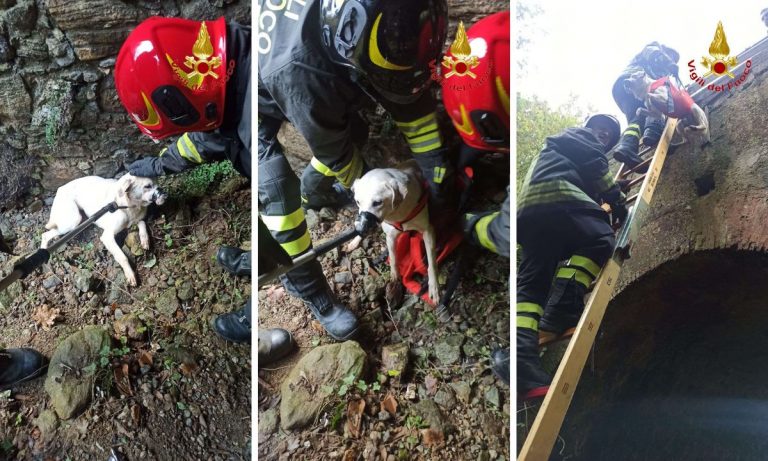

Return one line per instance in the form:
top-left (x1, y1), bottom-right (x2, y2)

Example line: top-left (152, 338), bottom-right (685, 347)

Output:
top-left (142, 255), bottom-right (157, 268)
top-left (32, 305), bottom-right (61, 331)
top-left (310, 320), bottom-right (325, 333)
top-left (385, 281), bottom-right (404, 310)
top-left (179, 362), bottom-right (197, 376)
top-left (405, 383), bottom-right (417, 400)
top-left (421, 428), bottom-right (445, 446)
top-left (130, 404), bottom-right (141, 426)
top-left (30, 427), bottom-right (41, 440)
top-left (345, 398), bottom-right (365, 439)
top-left (138, 351), bottom-right (153, 367)
top-left (342, 448), bottom-right (357, 461)
top-left (113, 363), bottom-right (133, 397)
top-left (425, 374), bottom-right (439, 396)
top-left (381, 393), bottom-right (398, 415)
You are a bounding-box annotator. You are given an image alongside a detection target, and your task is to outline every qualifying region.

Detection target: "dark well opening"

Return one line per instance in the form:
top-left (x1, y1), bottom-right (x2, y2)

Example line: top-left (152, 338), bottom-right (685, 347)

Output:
top-left (560, 250), bottom-right (768, 461)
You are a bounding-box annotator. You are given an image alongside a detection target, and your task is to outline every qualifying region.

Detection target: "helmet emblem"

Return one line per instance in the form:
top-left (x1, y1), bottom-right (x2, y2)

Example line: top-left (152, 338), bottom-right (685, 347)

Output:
top-left (441, 22), bottom-right (479, 79)
top-left (165, 22), bottom-right (223, 90)
top-left (368, 13), bottom-right (413, 71)
top-left (701, 21), bottom-right (737, 78)
top-left (135, 91), bottom-right (161, 128)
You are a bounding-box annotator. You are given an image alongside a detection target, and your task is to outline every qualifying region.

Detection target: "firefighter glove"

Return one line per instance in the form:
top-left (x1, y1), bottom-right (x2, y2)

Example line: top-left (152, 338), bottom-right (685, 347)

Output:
top-left (127, 157), bottom-right (164, 177)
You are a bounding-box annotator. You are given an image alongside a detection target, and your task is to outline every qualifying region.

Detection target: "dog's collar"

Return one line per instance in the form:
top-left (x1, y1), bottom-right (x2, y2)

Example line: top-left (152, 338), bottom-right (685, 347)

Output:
top-left (390, 180), bottom-right (429, 231)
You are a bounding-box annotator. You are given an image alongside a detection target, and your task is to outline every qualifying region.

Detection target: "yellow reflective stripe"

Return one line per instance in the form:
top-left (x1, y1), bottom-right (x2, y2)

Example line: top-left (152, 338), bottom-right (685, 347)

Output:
top-left (176, 136), bottom-right (202, 164)
top-left (280, 229), bottom-right (311, 256)
top-left (410, 138), bottom-right (443, 154)
top-left (517, 316), bottom-right (538, 330)
top-left (396, 112), bottom-right (437, 130)
top-left (368, 13), bottom-right (412, 71)
top-left (476, 212), bottom-right (500, 254)
top-left (556, 267), bottom-right (592, 288)
top-left (517, 302), bottom-right (543, 316)
top-left (158, 147), bottom-right (168, 157)
top-left (336, 153), bottom-right (363, 188)
top-left (406, 131), bottom-right (441, 145)
top-left (261, 208), bottom-right (305, 232)
top-left (568, 255), bottom-right (601, 278)
top-left (624, 129), bottom-right (640, 138)
top-left (181, 133), bottom-right (203, 163)
top-left (433, 166), bottom-right (446, 184)
top-left (310, 157), bottom-right (335, 177)
top-left (495, 76), bottom-right (510, 116)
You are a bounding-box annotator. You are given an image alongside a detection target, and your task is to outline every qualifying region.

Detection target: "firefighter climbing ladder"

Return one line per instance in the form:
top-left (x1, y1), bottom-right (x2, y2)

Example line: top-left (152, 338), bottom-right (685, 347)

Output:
top-left (518, 117), bottom-right (679, 460)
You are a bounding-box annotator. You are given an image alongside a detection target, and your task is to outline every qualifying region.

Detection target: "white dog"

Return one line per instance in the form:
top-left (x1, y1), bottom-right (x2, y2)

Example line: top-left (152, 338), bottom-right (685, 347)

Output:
top-left (352, 160), bottom-right (440, 303)
top-left (41, 174), bottom-right (167, 286)
top-left (624, 70), bottom-right (710, 147)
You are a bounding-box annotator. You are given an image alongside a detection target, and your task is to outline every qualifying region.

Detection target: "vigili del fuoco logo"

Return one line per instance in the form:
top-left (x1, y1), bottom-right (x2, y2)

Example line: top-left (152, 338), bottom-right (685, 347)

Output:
top-left (430, 22), bottom-right (493, 91)
top-left (688, 21), bottom-right (751, 92)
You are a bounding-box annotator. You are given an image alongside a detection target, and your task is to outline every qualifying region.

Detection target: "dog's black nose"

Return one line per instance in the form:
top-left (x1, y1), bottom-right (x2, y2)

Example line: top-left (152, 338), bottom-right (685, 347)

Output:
top-left (355, 211), bottom-right (379, 236)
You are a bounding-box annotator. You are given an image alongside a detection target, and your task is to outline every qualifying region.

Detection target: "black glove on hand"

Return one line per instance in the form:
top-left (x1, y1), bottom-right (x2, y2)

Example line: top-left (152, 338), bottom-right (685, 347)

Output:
top-left (413, 148), bottom-right (455, 214)
top-left (127, 157), bottom-right (164, 177)
top-left (610, 201), bottom-right (629, 227)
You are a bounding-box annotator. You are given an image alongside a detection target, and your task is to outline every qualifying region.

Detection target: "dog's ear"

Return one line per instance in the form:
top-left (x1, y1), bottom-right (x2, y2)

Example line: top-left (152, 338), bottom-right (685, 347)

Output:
top-left (386, 181), bottom-right (403, 209)
top-left (117, 174), bottom-right (134, 199)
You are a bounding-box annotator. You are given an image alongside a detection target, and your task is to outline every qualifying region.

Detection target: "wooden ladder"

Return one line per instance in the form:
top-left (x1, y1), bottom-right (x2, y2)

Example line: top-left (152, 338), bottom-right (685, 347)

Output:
top-left (518, 117), bottom-right (679, 460)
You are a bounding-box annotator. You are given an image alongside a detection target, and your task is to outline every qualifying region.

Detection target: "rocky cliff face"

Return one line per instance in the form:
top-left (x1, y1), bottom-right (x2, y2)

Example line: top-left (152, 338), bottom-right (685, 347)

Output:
top-left (0, 0), bottom-right (249, 208)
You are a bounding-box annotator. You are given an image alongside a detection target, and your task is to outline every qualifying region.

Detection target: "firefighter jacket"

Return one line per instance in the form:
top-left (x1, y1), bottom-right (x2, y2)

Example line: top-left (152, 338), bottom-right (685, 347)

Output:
top-left (518, 128), bottom-right (623, 219)
top-left (148, 23), bottom-right (252, 179)
top-left (257, 0), bottom-right (446, 194)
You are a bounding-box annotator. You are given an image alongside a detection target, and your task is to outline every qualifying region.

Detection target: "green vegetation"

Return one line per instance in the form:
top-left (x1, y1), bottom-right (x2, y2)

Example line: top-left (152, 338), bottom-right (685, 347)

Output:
top-left (516, 94), bottom-right (581, 191)
top-left (165, 161), bottom-right (239, 198)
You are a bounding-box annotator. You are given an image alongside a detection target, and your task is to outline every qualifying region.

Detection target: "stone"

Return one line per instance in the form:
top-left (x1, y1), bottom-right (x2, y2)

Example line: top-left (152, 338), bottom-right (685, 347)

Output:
top-left (410, 400), bottom-right (449, 434)
top-left (33, 409), bottom-right (58, 442)
top-left (280, 341), bottom-right (366, 430)
top-left (73, 269), bottom-right (94, 293)
top-left (0, 35), bottom-right (14, 63)
top-left (44, 326), bottom-right (112, 419)
top-left (362, 275), bottom-right (385, 302)
top-left (92, 159), bottom-right (120, 178)
top-left (450, 381), bottom-right (472, 404)
top-left (0, 74), bottom-right (31, 126)
top-left (318, 207), bottom-right (336, 221)
top-left (106, 272), bottom-right (130, 305)
top-left (156, 288), bottom-right (179, 316)
top-left (259, 408), bottom-right (279, 437)
top-left (381, 343), bottom-right (409, 381)
top-left (434, 333), bottom-right (464, 365)
top-left (176, 281), bottom-right (195, 302)
top-left (4, 0), bottom-right (37, 35)
top-left (0, 281), bottom-right (22, 310)
top-left (305, 209), bottom-right (319, 230)
top-left (434, 385), bottom-right (457, 410)
top-left (484, 385), bottom-right (500, 410)
top-left (113, 314), bottom-right (146, 341)
top-left (334, 271), bottom-right (353, 285)
top-left (42, 275), bottom-right (61, 290)
top-left (27, 200), bottom-right (43, 213)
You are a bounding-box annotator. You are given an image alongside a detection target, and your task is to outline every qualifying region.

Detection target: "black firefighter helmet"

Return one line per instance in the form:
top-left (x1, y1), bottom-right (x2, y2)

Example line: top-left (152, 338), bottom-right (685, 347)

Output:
top-left (320, 0), bottom-right (448, 105)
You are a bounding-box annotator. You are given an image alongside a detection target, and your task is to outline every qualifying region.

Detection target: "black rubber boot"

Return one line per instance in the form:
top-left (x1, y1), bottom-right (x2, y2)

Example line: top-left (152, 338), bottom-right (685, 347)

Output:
top-left (217, 247), bottom-right (251, 277)
top-left (0, 348), bottom-right (47, 390)
top-left (641, 118), bottom-right (665, 147)
top-left (214, 300), bottom-right (252, 343)
top-left (302, 183), bottom-right (355, 211)
top-left (303, 289), bottom-right (359, 340)
top-left (538, 277), bottom-right (588, 336)
top-left (517, 329), bottom-right (550, 400)
top-left (611, 117), bottom-right (645, 169)
top-left (491, 347), bottom-right (510, 386)
top-left (258, 328), bottom-right (296, 366)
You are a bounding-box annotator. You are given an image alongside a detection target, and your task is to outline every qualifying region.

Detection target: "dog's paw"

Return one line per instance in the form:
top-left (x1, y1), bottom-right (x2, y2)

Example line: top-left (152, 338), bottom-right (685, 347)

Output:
top-left (140, 235), bottom-right (150, 250)
top-left (126, 272), bottom-right (138, 287)
top-left (429, 283), bottom-right (440, 305)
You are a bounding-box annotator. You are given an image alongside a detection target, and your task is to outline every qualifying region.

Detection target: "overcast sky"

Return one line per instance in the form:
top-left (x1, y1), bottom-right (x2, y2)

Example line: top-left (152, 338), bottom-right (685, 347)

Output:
top-left (518, 0), bottom-right (768, 119)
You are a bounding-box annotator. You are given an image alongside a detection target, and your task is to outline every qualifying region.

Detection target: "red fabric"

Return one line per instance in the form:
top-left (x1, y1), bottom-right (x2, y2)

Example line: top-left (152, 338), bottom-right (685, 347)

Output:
top-left (393, 220), bottom-right (463, 305)
top-left (649, 76), bottom-right (695, 118)
top-left (391, 181), bottom-right (429, 231)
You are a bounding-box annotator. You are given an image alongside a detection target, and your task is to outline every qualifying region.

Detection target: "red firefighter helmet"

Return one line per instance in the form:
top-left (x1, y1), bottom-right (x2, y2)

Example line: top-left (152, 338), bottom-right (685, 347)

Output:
top-left (115, 17), bottom-right (228, 141)
top-left (441, 11), bottom-right (509, 153)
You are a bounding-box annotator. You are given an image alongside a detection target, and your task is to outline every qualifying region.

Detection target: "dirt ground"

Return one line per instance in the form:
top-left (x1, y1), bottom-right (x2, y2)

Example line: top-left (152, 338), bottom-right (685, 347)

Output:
top-left (0, 167), bottom-right (252, 460)
top-left (257, 155), bottom-right (511, 461)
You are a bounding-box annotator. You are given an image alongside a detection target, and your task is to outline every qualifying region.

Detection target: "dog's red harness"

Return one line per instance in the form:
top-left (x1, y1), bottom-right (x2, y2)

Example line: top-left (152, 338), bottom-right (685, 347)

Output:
top-left (388, 181), bottom-right (429, 231)
top-left (650, 76), bottom-right (695, 118)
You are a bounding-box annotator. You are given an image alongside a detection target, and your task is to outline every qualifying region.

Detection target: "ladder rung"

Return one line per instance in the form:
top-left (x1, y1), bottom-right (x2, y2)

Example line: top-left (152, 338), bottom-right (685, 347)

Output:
top-left (639, 144), bottom-right (655, 157)
top-left (620, 157), bottom-right (653, 178)
top-left (626, 192), bottom-right (639, 204)
top-left (625, 174), bottom-right (646, 190)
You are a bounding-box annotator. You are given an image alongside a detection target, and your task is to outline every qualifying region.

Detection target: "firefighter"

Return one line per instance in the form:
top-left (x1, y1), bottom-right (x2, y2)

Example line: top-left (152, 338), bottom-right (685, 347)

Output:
top-left (441, 11), bottom-right (511, 384)
top-left (516, 114), bottom-right (626, 400)
top-left (257, 0), bottom-right (452, 340)
top-left (611, 42), bottom-right (680, 168)
top-left (114, 17), bottom-right (254, 343)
